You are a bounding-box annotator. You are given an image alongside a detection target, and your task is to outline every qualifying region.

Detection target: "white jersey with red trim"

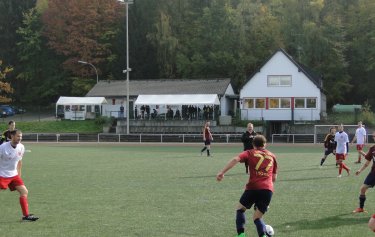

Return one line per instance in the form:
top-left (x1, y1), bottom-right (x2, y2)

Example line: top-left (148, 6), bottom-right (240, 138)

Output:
top-left (335, 131), bottom-right (349, 154)
top-left (355, 127), bottom-right (366, 145)
top-left (0, 142), bottom-right (24, 177)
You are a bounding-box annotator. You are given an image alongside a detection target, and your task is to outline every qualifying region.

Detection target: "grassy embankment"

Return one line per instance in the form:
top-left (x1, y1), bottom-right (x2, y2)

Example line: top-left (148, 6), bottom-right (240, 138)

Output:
top-left (12, 120), bottom-right (102, 133)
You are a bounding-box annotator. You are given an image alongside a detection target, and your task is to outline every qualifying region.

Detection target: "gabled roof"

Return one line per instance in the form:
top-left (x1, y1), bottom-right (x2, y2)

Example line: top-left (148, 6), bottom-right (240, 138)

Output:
top-left (246, 48), bottom-right (323, 90)
top-left (86, 78), bottom-right (232, 97)
top-left (135, 94), bottom-right (220, 105)
top-left (56, 96), bottom-right (107, 105)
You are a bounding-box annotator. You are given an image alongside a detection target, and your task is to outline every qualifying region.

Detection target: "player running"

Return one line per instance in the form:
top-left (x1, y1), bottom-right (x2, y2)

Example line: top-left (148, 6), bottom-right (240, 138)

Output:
top-left (353, 131), bottom-right (375, 213)
top-left (216, 135), bottom-right (277, 237)
top-left (0, 129), bottom-right (39, 221)
top-left (334, 124), bottom-right (350, 178)
top-left (320, 126), bottom-right (337, 166)
top-left (351, 121), bottom-right (367, 164)
top-left (200, 121), bottom-right (213, 157)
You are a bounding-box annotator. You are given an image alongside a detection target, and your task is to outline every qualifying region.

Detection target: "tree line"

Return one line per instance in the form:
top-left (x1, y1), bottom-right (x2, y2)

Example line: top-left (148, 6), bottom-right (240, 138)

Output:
top-left (0, 0), bottom-right (374, 109)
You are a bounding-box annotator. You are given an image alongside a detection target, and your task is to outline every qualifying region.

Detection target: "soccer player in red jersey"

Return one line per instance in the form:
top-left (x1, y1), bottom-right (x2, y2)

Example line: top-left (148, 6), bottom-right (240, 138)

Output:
top-left (353, 131), bottom-right (375, 213)
top-left (200, 121), bottom-right (213, 157)
top-left (0, 130), bottom-right (39, 221)
top-left (216, 135), bottom-right (277, 237)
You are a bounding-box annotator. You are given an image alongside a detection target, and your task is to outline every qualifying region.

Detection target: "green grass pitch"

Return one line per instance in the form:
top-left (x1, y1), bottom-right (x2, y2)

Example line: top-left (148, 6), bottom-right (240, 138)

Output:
top-left (0, 143), bottom-right (373, 237)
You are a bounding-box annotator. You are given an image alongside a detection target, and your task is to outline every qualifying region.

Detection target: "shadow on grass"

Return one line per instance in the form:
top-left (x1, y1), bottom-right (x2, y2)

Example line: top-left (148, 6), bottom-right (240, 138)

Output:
top-left (280, 164), bottom-right (337, 173)
top-left (179, 172), bottom-right (245, 179)
top-left (279, 176), bottom-right (337, 182)
top-left (276, 213), bottom-right (369, 233)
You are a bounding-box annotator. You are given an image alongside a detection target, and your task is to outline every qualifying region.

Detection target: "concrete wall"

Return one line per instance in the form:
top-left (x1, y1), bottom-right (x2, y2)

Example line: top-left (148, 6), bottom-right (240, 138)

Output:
top-left (116, 120), bottom-right (259, 134)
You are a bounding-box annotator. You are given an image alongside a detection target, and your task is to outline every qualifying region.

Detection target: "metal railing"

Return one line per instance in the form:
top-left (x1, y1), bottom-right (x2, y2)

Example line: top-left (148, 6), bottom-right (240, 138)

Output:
top-left (271, 134), bottom-right (315, 144)
top-left (26, 132), bottom-right (350, 144)
top-left (21, 133), bottom-right (242, 143)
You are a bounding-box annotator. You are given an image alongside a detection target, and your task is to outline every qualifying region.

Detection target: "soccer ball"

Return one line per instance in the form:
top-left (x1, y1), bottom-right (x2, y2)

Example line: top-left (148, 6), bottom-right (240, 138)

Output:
top-left (265, 225), bottom-right (274, 236)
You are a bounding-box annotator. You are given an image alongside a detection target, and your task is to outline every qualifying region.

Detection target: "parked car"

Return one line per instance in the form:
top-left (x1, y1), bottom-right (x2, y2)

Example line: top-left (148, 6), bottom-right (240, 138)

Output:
top-left (0, 105), bottom-right (15, 116)
top-left (0, 108), bottom-right (7, 118)
top-left (10, 106), bottom-right (26, 114)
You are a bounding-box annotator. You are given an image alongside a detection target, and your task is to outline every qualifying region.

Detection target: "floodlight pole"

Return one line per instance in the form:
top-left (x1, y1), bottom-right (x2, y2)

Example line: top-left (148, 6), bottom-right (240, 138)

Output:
top-left (126, 1), bottom-right (130, 135)
top-left (78, 60), bottom-right (98, 83)
top-left (118, 0), bottom-right (133, 134)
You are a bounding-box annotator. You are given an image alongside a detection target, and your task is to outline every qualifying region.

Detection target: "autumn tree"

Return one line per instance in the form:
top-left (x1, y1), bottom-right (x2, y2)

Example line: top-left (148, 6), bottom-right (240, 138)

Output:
top-left (0, 0), bottom-right (37, 103)
top-left (17, 7), bottom-right (70, 105)
top-left (0, 60), bottom-right (14, 103)
top-left (42, 0), bottom-right (124, 80)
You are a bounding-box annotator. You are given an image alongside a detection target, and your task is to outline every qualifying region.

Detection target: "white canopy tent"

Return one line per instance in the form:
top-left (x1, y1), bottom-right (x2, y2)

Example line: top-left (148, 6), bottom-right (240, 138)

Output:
top-left (134, 94), bottom-right (220, 120)
top-left (134, 94), bottom-right (220, 105)
top-left (56, 96), bottom-right (107, 120)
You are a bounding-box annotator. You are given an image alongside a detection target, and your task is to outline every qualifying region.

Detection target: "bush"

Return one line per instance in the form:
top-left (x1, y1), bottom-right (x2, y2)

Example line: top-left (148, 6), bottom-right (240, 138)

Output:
top-left (94, 116), bottom-right (116, 127)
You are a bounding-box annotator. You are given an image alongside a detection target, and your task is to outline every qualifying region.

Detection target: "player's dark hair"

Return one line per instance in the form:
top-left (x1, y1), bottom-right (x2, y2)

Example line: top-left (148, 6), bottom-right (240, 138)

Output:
top-left (8, 120), bottom-right (15, 125)
top-left (252, 135), bottom-right (266, 148)
top-left (329, 127), bottom-right (336, 133)
top-left (10, 129), bottom-right (21, 136)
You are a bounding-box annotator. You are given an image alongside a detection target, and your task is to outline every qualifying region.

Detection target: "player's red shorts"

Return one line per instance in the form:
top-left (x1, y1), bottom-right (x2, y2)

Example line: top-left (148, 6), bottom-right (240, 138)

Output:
top-left (336, 153), bottom-right (346, 161)
top-left (357, 144), bottom-right (365, 151)
top-left (0, 175), bottom-right (24, 191)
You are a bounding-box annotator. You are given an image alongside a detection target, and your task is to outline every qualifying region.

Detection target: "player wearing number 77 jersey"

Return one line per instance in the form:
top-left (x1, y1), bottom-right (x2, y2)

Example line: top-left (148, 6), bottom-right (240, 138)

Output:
top-left (216, 135), bottom-right (277, 237)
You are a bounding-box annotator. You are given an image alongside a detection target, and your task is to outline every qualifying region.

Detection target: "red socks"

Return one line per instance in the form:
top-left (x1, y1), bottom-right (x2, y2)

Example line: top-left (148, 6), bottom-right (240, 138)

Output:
top-left (339, 163), bottom-right (349, 175)
top-left (19, 196), bottom-right (29, 216)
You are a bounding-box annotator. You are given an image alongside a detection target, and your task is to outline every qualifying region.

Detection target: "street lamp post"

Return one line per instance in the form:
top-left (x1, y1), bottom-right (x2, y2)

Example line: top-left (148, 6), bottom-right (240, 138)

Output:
top-left (78, 60), bottom-right (99, 84)
top-left (118, 0), bottom-right (133, 135)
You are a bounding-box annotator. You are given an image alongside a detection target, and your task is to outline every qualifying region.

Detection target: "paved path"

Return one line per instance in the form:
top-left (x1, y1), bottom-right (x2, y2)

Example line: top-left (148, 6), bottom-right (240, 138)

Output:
top-left (1, 112), bottom-right (56, 122)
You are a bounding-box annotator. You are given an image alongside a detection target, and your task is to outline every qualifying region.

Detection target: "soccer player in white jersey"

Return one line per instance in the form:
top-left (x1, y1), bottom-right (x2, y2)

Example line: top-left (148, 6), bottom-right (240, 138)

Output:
top-left (0, 129), bottom-right (39, 221)
top-left (334, 124), bottom-right (351, 178)
top-left (352, 121), bottom-right (367, 164)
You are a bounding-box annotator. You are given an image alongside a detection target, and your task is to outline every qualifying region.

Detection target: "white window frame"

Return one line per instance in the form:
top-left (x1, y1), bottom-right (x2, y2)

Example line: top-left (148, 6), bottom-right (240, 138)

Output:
top-left (294, 97), bottom-right (317, 109)
top-left (306, 98), bottom-right (317, 108)
top-left (243, 98), bottom-right (267, 109)
top-left (269, 98), bottom-right (291, 109)
top-left (269, 98), bottom-right (280, 109)
top-left (243, 98), bottom-right (255, 109)
top-left (255, 98), bottom-right (266, 109)
top-left (267, 75), bottom-right (292, 87)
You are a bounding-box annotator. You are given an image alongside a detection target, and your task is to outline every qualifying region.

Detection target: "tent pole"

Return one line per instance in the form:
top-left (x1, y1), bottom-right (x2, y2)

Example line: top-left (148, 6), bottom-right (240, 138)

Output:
top-left (195, 105), bottom-right (199, 120)
top-left (213, 104), bottom-right (215, 121)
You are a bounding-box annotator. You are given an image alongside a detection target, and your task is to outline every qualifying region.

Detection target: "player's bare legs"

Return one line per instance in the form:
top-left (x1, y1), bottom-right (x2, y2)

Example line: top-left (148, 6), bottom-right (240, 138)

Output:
top-left (368, 215), bottom-right (375, 231)
top-left (337, 159), bottom-right (350, 177)
top-left (15, 185), bottom-right (39, 221)
top-left (355, 147), bottom-right (363, 164)
top-left (15, 185), bottom-right (29, 216)
top-left (353, 184), bottom-right (369, 213)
